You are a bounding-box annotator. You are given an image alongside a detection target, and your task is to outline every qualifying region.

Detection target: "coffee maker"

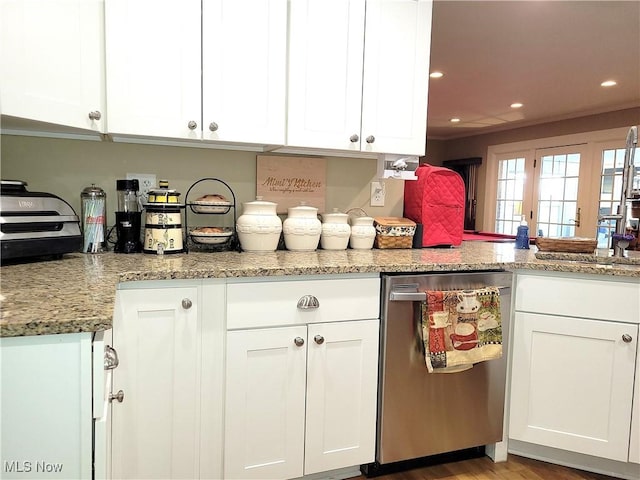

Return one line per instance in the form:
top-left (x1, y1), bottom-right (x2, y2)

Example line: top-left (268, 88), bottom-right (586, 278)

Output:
top-left (114, 179), bottom-right (142, 253)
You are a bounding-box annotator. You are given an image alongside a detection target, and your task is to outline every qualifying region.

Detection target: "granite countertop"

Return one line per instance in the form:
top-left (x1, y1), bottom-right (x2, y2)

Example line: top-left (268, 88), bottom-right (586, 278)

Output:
top-left (1, 241), bottom-right (638, 338)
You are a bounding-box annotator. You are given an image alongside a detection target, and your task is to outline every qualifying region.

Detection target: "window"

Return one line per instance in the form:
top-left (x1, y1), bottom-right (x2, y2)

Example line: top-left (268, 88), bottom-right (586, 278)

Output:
top-left (495, 157), bottom-right (525, 235)
top-left (597, 146), bottom-right (640, 247)
top-left (485, 127), bottom-right (633, 241)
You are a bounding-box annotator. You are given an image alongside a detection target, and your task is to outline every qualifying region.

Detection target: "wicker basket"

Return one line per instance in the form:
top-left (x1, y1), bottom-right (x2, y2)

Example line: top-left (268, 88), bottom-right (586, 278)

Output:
top-left (374, 235), bottom-right (414, 249)
top-left (535, 237), bottom-right (597, 253)
top-left (373, 217), bottom-right (416, 249)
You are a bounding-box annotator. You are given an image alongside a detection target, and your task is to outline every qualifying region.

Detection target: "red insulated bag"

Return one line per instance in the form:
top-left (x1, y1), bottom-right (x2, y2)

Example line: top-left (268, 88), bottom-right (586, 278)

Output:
top-left (403, 164), bottom-right (465, 247)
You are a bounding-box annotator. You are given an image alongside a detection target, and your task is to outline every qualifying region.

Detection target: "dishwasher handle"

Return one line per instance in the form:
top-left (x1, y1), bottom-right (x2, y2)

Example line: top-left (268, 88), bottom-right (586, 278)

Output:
top-left (389, 283), bottom-right (511, 301)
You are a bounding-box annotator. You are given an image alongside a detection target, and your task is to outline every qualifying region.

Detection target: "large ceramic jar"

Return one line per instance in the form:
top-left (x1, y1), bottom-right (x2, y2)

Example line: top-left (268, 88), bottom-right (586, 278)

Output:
top-left (320, 208), bottom-right (350, 250)
top-left (236, 197), bottom-right (282, 252)
top-left (283, 202), bottom-right (321, 251)
top-left (349, 215), bottom-right (376, 249)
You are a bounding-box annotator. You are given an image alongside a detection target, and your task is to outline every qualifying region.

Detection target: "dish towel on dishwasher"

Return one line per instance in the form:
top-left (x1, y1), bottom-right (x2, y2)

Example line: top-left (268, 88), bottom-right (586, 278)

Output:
top-left (421, 287), bottom-right (502, 373)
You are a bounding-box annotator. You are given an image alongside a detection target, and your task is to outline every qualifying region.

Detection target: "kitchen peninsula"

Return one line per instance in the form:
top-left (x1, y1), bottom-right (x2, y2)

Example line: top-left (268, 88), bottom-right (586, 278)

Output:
top-left (1, 241), bottom-right (639, 480)
top-left (1, 241), bottom-right (638, 336)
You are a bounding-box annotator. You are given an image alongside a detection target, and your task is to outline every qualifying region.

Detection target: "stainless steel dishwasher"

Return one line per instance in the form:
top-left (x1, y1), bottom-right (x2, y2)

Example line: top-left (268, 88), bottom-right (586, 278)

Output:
top-left (363, 271), bottom-right (513, 475)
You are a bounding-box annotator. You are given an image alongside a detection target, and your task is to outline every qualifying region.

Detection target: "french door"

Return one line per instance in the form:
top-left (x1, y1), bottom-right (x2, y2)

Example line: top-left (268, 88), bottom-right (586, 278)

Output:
top-left (493, 144), bottom-right (591, 237)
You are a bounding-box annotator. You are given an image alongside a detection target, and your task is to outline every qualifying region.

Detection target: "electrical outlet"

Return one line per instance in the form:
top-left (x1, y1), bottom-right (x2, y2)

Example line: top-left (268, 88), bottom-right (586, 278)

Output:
top-left (126, 173), bottom-right (156, 202)
top-left (370, 181), bottom-right (385, 207)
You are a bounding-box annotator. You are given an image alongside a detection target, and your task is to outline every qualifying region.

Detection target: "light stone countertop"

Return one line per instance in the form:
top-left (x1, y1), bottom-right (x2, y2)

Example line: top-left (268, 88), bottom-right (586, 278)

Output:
top-left (1, 241), bottom-right (638, 337)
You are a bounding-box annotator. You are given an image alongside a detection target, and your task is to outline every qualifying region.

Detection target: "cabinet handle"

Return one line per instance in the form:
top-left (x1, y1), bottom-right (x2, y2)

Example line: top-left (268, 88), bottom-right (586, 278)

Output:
top-left (209, 122), bottom-right (219, 132)
top-left (349, 134), bottom-right (359, 143)
top-left (366, 135), bottom-right (375, 144)
top-left (88, 110), bottom-right (101, 121)
top-left (109, 390), bottom-right (125, 403)
top-left (104, 345), bottom-right (119, 370)
top-left (294, 337), bottom-right (305, 347)
top-left (188, 120), bottom-right (198, 130)
top-left (622, 334), bottom-right (633, 343)
top-left (314, 335), bottom-right (325, 345)
top-left (182, 298), bottom-right (193, 310)
top-left (297, 295), bottom-right (319, 309)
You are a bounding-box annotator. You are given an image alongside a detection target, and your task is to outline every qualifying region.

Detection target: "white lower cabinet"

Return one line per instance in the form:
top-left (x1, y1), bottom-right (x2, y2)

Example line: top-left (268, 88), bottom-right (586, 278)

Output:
top-left (105, 274), bottom-right (380, 480)
top-left (304, 320), bottom-right (379, 475)
top-left (509, 271), bottom-right (640, 476)
top-left (0, 333), bottom-right (93, 479)
top-left (224, 275), bottom-right (381, 480)
top-left (509, 312), bottom-right (637, 461)
top-left (630, 346), bottom-right (640, 464)
top-left (109, 280), bottom-right (225, 480)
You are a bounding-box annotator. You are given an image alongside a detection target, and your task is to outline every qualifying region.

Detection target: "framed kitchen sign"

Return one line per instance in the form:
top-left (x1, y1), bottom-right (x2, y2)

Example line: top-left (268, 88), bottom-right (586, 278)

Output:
top-left (256, 155), bottom-right (326, 213)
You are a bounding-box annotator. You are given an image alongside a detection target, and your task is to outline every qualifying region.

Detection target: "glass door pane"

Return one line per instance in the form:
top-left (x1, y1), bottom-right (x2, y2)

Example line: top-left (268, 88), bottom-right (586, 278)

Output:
top-left (534, 150), bottom-right (582, 238)
top-left (598, 146), bottom-right (640, 248)
top-left (495, 157), bottom-right (525, 235)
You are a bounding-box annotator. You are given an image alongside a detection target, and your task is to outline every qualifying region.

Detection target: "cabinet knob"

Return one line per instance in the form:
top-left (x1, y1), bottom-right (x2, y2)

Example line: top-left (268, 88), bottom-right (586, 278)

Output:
top-left (314, 335), bottom-right (325, 345)
top-left (349, 134), bottom-right (359, 143)
top-left (297, 295), bottom-right (319, 310)
top-left (209, 122), bottom-right (219, 132)
top-left (366, 135), bottom-right (375, 144)
top-left (109, 390), bottom-right (125, 403)
top-left (188, 120), bottom-right (198, 130)
top-left (294, 336), bottom-right (305, 347)
top-left (88, 110), bottom-right (101, 121)
top-left (182, 298), bottom-right (193, 310)
top-left (104, 345), bottom-right (119, 370)
top-left (622, 334), bottom-right (633, 343)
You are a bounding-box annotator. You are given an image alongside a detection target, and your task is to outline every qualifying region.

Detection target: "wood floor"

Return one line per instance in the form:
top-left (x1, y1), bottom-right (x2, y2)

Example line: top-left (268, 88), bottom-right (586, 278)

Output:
top-left (354, 454), bottom-right (620, 480)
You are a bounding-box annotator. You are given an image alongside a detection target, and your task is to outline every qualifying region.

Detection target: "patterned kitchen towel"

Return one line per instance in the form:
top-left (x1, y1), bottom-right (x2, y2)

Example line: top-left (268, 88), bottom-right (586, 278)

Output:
top-left (421, 287), bottom-right (502, 373)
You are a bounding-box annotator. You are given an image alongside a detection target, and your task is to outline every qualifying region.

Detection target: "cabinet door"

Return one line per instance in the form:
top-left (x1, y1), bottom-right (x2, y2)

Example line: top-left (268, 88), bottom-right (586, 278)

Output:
top-left (0, 333), bottom-right (93, 480)
top-left (225, 326), bottom-right (307, 480)
top-left (305, 319), bottom-right (380, 474)
top-left (287, 0), bottom-right (366, 151)
top-left (202, 0), bottom-right (286, 145)
top-left (0, 0), bottom-right (105, 132)
top-left (509, 312), bottom-right (638, 462)
top-left (105, 0), bottom-right (201, 139)
top-left (361, 0), bottom-right (432, 156)
top-left (630, 343), bottom-right (640, 464)
top-left (111, 286), bottom-right (200, 480)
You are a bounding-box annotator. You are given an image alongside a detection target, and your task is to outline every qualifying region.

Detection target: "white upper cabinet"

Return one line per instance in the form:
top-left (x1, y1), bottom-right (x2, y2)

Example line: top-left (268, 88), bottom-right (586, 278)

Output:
top-left (287, 0), bottom-right (366, 152)
top-left (202, 0), bottom-right (286, 146)
top-left (105, 0), bottom-right (286, 145)
top-left (105, 0), bottom-right (201, 140)
top-left (287, 0), bottom-right (432, 156)
top-left (361, 0), bottom-right (432, 155)
top-left (0, 0), bottom-right (106, 133)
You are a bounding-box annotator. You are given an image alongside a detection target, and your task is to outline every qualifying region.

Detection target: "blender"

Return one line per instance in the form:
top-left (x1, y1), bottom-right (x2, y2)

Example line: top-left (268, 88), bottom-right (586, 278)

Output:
top-left (114, 179), bottom-right (142, 253)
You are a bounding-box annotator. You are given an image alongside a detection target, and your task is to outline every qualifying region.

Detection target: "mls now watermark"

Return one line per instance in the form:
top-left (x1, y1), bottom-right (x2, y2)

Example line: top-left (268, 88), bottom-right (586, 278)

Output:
top-left (4, 460), bottom-right (64, 474)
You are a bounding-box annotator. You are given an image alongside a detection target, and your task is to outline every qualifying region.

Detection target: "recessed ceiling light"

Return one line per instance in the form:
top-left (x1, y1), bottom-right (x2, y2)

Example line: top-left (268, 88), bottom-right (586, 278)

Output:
top-left (511, 102), bottom-right (523, 109)
top-left (430, 71), bottom-right (444, 79)
top-left (601, 80), bottom-right (617, 87)
top-left (450, 118), bottom-right (461, 123)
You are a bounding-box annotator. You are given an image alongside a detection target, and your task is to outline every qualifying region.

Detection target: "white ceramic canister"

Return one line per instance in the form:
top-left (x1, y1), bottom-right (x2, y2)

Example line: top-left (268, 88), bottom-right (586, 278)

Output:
top-left (349, 215), bottom-right (376, 249)
top-left (320, 208), bottom-right (350, 250)
top-left (283, 202), bottom-right (321, 251)
top-left (236, 197), bottom-right (282, 252)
